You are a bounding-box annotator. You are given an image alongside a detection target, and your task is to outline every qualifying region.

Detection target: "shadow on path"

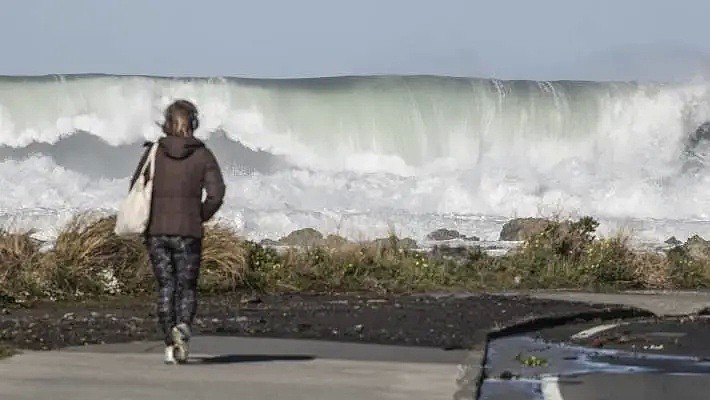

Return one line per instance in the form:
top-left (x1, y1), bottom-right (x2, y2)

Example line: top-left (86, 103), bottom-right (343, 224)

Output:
top-left (195, 354), bottom-right (315, 364)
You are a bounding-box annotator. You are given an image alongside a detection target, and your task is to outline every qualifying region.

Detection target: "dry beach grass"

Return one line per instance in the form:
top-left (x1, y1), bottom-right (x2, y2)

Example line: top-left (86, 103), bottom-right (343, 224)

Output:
top-left (1, 212), bottom-right (709, 303)
top-left (0, 344), bottom-right (16, 359)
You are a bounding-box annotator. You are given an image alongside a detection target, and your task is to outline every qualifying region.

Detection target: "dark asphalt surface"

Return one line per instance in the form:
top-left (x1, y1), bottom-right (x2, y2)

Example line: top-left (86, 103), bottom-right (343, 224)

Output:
top-left (534, 315), bottom-right (710, 357)
top-left (481, 316), bottom-right (710, 399)
top-left (5, 292), bottom-right (710, 399)
top-left (0, 292), bottom-right (627, 352)
top-left (555, 373), bottom-right (710, 400)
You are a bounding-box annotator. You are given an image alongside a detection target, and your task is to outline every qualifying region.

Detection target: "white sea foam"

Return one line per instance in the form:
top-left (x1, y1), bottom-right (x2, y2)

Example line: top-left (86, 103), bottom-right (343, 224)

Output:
top-left (2, 75), bottom-right (710, 244)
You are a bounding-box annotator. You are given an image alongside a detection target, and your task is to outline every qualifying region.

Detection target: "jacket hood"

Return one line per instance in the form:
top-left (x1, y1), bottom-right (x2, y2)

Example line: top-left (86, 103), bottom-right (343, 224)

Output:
top-left (148, 136), bottom-right (205, 159)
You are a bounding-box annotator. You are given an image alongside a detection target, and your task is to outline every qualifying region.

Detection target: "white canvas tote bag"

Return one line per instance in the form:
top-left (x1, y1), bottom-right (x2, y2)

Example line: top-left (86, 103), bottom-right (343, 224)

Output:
top-left (114, 143), bottom-right (159, 236)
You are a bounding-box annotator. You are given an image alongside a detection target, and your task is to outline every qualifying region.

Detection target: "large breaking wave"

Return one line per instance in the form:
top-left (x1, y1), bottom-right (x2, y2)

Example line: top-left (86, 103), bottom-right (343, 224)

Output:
top-left (2, 74), bottom-right (710, 243)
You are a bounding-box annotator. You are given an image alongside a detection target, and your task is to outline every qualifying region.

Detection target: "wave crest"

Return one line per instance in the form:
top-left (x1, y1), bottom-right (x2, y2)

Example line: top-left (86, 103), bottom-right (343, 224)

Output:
top-left (1, 75), bottom-right (709, 174)
top-left (3, 75), bottom-right (710, 241)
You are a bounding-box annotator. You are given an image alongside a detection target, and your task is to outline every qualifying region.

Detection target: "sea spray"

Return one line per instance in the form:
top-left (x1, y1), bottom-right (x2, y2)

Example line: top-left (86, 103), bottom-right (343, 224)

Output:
top-left (2, 75), bottom-right (710, 244)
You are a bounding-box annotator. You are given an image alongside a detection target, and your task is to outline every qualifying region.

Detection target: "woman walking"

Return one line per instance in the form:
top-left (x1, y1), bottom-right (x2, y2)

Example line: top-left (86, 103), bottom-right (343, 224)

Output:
top-left (129, 100), bottom-right (226, 364)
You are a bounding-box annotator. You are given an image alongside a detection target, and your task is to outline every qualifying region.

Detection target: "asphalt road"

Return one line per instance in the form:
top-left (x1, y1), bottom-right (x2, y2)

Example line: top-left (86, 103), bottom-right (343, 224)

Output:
top-left (551, 373), bottom-right (710, 400)
top-left (0, 336), bottom-right (477, 400)
top-left (480, 317), bottom-right (710, 400)
top-left (6, 291), bottom-right (710, 400)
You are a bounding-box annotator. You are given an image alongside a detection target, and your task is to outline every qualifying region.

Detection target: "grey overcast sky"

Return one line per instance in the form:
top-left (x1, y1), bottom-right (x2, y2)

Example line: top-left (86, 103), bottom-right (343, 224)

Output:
top-left (2, 0), bottom-right (710, 81)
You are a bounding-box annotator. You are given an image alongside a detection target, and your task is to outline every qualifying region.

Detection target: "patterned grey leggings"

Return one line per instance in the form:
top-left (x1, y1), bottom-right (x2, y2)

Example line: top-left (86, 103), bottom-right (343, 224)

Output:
top-left (148, 235), bottom-right (202, 345)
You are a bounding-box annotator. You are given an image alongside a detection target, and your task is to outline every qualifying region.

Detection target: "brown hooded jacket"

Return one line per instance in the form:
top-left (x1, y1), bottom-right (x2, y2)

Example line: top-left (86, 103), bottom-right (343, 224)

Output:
top-left (130, 136), bottom-right (226, 238)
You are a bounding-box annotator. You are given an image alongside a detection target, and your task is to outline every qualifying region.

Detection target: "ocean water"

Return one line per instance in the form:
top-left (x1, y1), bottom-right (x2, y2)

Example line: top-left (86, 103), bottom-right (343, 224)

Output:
top-left (2, 74), bottom-right (710, 245)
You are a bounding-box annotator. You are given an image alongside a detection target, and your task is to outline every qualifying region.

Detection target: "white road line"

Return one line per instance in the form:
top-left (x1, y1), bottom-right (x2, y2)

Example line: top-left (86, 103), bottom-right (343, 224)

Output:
top-left (541, 376), bottom-right (565, 400)
top-left (570, 323), bottom-right (623, 340)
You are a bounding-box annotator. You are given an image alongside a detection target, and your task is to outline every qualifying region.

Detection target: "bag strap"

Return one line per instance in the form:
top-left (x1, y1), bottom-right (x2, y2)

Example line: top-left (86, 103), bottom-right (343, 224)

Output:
top-left (147, 142), bottom-right (159, 182)
top-left (139, 142), bottom-right (160, 184)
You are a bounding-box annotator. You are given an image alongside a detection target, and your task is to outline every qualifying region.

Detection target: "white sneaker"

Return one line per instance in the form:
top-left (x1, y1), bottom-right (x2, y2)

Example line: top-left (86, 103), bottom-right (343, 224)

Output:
top-left (164, 345), bottom-right (176, 365)
top-left (171, 324), bottom-right (191, 364)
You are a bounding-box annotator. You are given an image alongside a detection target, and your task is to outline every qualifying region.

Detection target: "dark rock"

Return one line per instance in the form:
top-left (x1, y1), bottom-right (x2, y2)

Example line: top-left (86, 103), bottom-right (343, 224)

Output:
top-left (499, 218), bottom-right (557, 241)
top-left (259, 238), bottom-right (281, 247)
top-left (665, 236), bottom-right (683, 246)
top-left (373, 237), bottom-right (418, 250)
top-left (688, 122), bottom-right (710, 150)
top-left (426, 228), bottom-right (480, 242)
top-left (241, 295), bottom-right (262, 305)
top-left (427, 228), bottom-right (464, 241)
top-left (279, 228), bottom-right (324, 247)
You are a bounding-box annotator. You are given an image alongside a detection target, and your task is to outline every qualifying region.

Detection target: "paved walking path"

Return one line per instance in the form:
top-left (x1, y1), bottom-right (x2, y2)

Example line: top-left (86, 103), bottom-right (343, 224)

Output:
top-left (3, 291), bottom-right (710, 400)
top-left (0, 336), bottom-right (476, 400)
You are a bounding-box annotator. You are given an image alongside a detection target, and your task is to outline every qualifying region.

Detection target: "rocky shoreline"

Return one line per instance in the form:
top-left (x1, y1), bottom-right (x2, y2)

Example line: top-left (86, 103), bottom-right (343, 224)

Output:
top-left (257, 217), bottom-right (710, 256)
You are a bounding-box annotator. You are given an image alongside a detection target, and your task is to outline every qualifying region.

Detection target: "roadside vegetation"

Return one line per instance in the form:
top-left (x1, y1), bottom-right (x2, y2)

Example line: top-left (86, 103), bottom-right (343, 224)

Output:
top-left (0, 344), bottom-right (17, 360)
top-left (1, 212), bottom-right (709, 302)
